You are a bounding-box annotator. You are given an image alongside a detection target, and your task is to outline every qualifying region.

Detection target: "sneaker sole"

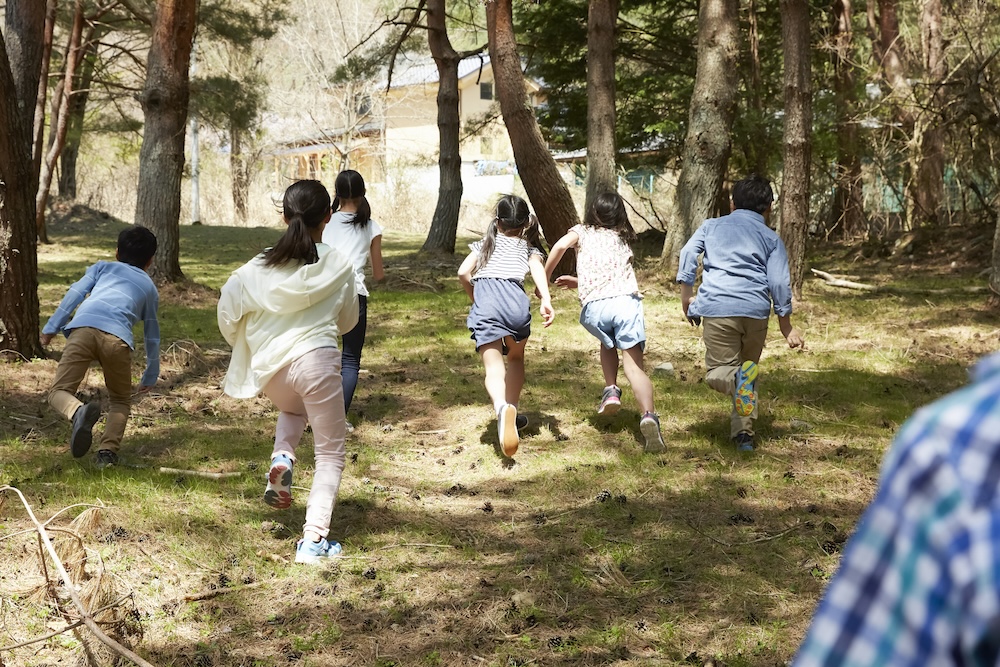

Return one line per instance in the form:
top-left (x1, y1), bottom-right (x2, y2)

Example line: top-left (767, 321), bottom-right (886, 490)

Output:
top-left (71, 402), bottom-right (101, 458)
top-left (598, 399), bottom-right (621, 416)
top-left (735, 361), bottom-right (759, 417)
top-left (640, 419), bottom-right (666, 454)
top-left (499, 405), bottom-right (519, 457)
top-left (264, 463), bottom-right (292, 509)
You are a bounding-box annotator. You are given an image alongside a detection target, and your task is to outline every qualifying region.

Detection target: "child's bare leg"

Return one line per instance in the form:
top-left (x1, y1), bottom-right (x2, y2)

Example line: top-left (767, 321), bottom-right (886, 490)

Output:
top-left (600, 345), bottom-right (620, 387)
top-left (504, 337), bottom-right (528, 406)
top-left (622, 345), bottom-right (655, 414)
top-left (479, 341), bottom-right (508, 411)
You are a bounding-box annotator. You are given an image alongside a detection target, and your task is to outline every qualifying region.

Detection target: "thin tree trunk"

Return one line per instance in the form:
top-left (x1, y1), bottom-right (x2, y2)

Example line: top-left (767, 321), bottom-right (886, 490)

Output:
top-left (487, 0), bottom-right (578, 273)
top-left (744, 0), bottom-right (768, 175)
top-left (135, 0), bottom-right (197, 282)
top-left (36, 0), bottom-right (84, 243)
top-left (33, 0), bottom-right (57, 191)
top-left (908, 0), bottom-right (945, 226)
top-left (660, 0), bottom-right (740, 275)
top-left (780, 0), bottom-right (811, 299)
top-left (830, 0), bottom-right (865, 238)
top-left (422, 0), bottom-right (463, 255)
top-left (0, 0), bottom-right (45, 360)
top-left (585, 0), bottom-right (618, 212)
top-left (230, 120), bottom-right (249, 225)
top-left (59, 35), bottom-right (99, 200)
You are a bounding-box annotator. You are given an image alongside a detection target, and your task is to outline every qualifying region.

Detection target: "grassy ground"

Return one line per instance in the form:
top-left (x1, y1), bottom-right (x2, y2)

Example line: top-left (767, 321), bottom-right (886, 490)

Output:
top-left (1, 213), bottom-right (997, 667)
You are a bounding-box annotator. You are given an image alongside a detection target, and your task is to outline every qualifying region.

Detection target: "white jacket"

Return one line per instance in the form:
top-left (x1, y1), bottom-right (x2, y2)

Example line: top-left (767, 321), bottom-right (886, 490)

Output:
top-left (217, 244), bottom-right (359, 398)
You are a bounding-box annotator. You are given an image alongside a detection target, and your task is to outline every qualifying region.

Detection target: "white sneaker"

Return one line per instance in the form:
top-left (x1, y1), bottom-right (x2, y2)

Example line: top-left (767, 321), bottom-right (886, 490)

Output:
top-left (497, 403), bottom-right (519, 457)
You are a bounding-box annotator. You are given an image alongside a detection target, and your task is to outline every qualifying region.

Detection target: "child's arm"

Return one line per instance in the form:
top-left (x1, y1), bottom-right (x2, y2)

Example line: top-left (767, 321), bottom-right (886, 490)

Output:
top-left (41, 263), bottom-right (101, 343)
top-left (543, 231), bottom-right (579, 286)
top-left (457, 252), bottom-right (478, 302)
top-left (529, 254), bottom-right (555, 327)
top-left (778, 314), bottom-right (804, 349)
top-left (679, 283), bottom-right (699, 326)
top-left (138, 292), bottom-right (161, 389)
top-left (370, 235), bottom-right (385, 283)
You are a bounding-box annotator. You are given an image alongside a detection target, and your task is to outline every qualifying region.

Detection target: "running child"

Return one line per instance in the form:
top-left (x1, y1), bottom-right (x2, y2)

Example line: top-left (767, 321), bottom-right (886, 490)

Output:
top-left (40, 226), bottom-right (160, 469)
top-left (458, 194), bottom-right (555, 458)
top-left (218, 179), bottom-right (359, 565)
top-left (545, 192), bottom-right (666, 453)
top-left (321, 169), bottom-right (384, 426)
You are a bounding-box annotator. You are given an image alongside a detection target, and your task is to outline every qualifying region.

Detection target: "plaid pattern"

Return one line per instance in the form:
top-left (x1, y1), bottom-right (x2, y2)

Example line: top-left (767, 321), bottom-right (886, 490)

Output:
top-left (794, 353), bottom-right (1000, 666)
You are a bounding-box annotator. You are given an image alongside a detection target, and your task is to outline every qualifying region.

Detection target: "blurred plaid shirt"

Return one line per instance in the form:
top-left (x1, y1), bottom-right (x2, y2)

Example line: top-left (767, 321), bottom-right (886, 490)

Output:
top-left (794, 352), bottom-right (1000, 666)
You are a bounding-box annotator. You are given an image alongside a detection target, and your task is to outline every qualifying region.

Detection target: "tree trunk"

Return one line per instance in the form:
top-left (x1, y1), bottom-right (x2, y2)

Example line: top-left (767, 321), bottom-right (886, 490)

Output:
top-left (230, 120), bottom-right (250, 225)
top-left (990, 206), bottom-right (1000, 308)
top-left (36, 0), bottom-right (84, 242)
top-left (487, 0), bottom-right (578, 273)
top-left (780, 0), bottom-right (811, 299)
top-left (908, 0), bottom-right (945, 226)
top-left (135, 0), bottom-right (197, 283)
top-left (660, 0), bottom-right (740, 275)
top-left (743, 0), bottom-right (768, 175)
top-left (422, 0), bottom-right (463, 255)
top-left (830, 0), bottom-right (865, 239)
top-left (33, 0), bottom-right (57, 191)
top-left (0, 0), bottom-right (45, 360)
top-left (585, 0), bottom-right (618, 213)
top-left (59, 35), bottom-right (99, 200)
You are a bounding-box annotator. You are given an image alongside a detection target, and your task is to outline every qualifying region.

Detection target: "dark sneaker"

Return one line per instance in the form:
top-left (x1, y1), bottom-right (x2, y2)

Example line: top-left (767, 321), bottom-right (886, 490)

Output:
top-left (735, 361), bottom-right (759, 417)
top-left (598, 386), bottom-right (622, 415)
top-left (264, 454), bottom-right (293, 509)
top-left (734, 432), bottom-right (755, 452)
top-left (294, 537), bottom-right (343, 564)
top-left (94, 449), bottom-right (119, 469)
top-left (639, 413), bottom-right (666, 453)
top-left (515, 414), bottom-right (528, 430)
top-left (498, 403), bottom-right (519, 457)
top-left (70, 401), bottom-right (101, 458)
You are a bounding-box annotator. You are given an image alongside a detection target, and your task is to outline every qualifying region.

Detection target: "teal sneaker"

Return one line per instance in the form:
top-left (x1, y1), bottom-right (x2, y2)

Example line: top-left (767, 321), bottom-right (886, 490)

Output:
top-left (295, 537), bottom-right (343, 564)
top-left (735, 361), bottom-right (759, 417)
top-left (264, 454), bottom-right (293, 509)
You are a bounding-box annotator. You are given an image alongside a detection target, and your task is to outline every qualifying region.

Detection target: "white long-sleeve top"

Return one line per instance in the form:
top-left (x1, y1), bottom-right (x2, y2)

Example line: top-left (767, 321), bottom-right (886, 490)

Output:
top-left (217, 243), bottom-right (359, 399)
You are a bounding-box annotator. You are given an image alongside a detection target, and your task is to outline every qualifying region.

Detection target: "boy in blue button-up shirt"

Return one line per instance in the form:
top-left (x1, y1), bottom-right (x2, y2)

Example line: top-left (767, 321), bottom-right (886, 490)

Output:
top-left (40, 226), bottom-right (159, 468)
top-left (676, 175), bottom-right (804, 451)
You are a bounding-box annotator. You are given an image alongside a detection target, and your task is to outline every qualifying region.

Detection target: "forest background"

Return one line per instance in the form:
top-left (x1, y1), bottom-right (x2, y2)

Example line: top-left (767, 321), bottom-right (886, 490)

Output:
top-left (2, 0), bottom-right (1000, 665)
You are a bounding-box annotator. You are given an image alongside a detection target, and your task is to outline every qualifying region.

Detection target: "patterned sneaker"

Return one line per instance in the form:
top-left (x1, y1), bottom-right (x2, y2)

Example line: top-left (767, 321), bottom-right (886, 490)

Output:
top-left (498, 403), bottom-right (519, 457)
top-left (734, 432), bottom-right (755, 452)
top-left (598, 386), bottom-right (622, 415)
top-left (734, 361), bottom-right (759, 417)
top-left (294, 537), bottom-right (343, 564)
top-left (639, 413), bottom-right (666, 453)
top-left (264, 454), bottom-right (293, 509)
top-left (70, 401), bottom-right (101, 458)
top-left (94, 449), bottom-right (119, 469)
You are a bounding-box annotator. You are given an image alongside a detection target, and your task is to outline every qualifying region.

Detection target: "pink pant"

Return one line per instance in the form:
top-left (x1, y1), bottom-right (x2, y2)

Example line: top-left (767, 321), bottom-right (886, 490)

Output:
top-left (263, 347), bottom-right (346, 539)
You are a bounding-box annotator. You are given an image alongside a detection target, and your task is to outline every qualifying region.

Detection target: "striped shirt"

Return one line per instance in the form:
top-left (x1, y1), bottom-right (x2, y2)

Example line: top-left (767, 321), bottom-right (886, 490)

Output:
top-left (42, 260), bottom-right (160, 387)
top-left (470, 234), bottom-right (543, 283)
top-left (794, 352), bottom-right (1000, 666)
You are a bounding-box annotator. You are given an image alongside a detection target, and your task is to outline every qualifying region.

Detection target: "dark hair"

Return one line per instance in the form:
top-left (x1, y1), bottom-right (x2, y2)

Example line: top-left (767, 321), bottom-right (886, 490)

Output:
top-left (474, 194), bottom-right (547, 273)
top-left (333, 170), bottom-right (372, 228)
top-left (731, 175), bottom-right (774, 214)
top-left (585, 192), bottom-right (636, 243)
top-left (264, 180), bottom-right (331, 267)
top-left (117, 226), bottom-right (157, 268)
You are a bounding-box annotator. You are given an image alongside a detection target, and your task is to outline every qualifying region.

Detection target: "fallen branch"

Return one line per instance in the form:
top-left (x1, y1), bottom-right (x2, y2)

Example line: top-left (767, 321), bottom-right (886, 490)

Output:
top-left (0, 486), bottom-right (156, 667)
top-left (811, 268), bottom-right (989, 295)
top-left (686, 519), bottom-right (803, 548)
top-left (157, 467), bottom-right (242, 479)
top-left (182, 581), bottom-right (266, 602)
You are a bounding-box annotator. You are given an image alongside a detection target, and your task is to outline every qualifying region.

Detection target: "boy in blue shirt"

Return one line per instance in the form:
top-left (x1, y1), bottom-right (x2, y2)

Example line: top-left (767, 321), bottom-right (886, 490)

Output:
top-left (676, 175), bottom-right (804, 451)
top-left (40, 226), bottom-right (160, 468)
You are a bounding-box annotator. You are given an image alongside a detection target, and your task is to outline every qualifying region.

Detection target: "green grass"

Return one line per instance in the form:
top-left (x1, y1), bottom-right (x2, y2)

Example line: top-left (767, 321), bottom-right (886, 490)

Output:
top-left (1, 218), bottom-right (997, 666)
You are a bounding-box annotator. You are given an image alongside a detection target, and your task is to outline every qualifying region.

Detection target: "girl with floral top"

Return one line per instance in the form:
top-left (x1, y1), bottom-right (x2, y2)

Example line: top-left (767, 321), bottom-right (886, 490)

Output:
top-left (545, 192), bottom-right (666, 453)
top-left (458, 194), bottom-right (555, 458)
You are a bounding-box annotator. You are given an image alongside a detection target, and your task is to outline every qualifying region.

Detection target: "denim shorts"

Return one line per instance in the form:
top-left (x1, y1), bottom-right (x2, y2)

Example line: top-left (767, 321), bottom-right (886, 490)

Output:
top-left (580, 294), bottom-right (646, 351)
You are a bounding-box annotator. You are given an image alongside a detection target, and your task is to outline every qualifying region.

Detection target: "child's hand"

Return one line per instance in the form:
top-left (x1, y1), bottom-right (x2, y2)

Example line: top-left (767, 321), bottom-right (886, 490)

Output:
top-left (554, 275), bottom-right (578, 289)
top-left (40, 333), bottom-right (53, 346)
top-left (136, 385), bottom-right (153, 394)
top-left (540, 300), bottom-right (555, 327)
top-left (785, 329), bottom-right (805, 349)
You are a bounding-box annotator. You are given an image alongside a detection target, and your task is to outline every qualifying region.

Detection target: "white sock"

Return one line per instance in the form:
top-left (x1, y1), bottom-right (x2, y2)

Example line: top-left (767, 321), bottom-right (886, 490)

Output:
top-left (495, 401), bottom-right (507, 415)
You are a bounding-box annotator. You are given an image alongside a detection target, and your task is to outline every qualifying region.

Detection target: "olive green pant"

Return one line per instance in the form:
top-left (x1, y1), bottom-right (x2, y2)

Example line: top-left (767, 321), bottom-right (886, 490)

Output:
top-left (48, 327), bottom-right (133, 453)
top-left (702, 316), bottom-right (769, 438)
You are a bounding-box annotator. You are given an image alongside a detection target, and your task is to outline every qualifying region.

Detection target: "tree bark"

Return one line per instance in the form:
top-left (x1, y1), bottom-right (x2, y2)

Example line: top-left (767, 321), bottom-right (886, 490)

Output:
top-left (422, 0), bottom-right (463, 255)
top-left (659, 0), bottom-right (740, 276)
top-left (908, 0), bottom-right (945, 226)
top-left (780, 0), bottom-right (812, 299)
top-left (585, 0), bottom-right (618, 213)
top-left (33, 0), bottom-right (58, 193)
top-left (0, 0), bottom-right (45, 360)
top-left (486, 0), bottom-right (578, 272)
top-left (830, 0), bottom-right (865, 239)
top-left (58, 35), bottom-right (99, 200)
top-left (135, 0), bottom-right (197, 282)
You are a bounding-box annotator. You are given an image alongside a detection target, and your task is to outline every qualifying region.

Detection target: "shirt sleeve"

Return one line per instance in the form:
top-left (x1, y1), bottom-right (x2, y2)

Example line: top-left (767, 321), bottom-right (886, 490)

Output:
top-left (42, 262), bottom-right (102, 336)
top-left (139, 290), bottom-right (160, 387)
top-left (766, 240), bottom-right (793, 317)
top-left (217, 273), bottom-right (245, 347)
top-left (676, 226), bottom-right (706, 285)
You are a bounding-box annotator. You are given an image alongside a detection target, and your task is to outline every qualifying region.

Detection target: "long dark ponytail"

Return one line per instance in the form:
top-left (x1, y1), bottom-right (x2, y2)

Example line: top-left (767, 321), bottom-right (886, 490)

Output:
top-left (474, 194), bottom-right (547, 273)
top-left (333, 169), bottom-right (372, 228)
top-left (264, 180), bottom-right (331, 267)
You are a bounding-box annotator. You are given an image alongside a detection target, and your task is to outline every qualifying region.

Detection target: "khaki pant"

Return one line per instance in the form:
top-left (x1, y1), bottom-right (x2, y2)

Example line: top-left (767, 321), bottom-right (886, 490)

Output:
top-left (48, 327), bottom-right (133, 453)
top-left (702, 316), bottom-right (769, 438)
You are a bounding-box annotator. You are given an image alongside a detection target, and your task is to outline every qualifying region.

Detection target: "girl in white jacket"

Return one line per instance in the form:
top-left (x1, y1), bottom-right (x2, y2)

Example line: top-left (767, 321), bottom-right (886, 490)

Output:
top-left (218, 179), bottom-right (359, 565)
